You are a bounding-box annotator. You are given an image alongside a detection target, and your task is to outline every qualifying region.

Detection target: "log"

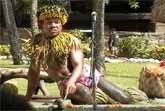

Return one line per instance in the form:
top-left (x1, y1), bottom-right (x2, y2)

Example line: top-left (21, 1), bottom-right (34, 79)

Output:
top-left (0, 68), bottom-right (54, 84)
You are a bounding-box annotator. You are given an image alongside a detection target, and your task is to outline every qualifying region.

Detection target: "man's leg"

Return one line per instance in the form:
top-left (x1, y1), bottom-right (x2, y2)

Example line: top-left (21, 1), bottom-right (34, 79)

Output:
top-left (34, 80), bottom-right (49, 96)
top-left (66, 83), bottom-right (92, 104)
top-left (98, 76), bottom-right (132, 104)
top-left (39, 80), bottom-right (49, 96)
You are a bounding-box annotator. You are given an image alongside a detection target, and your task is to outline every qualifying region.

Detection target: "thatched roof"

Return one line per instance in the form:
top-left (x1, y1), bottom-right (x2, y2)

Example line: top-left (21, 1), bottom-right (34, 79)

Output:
top-left (152, 0), bottom-right (165, 23)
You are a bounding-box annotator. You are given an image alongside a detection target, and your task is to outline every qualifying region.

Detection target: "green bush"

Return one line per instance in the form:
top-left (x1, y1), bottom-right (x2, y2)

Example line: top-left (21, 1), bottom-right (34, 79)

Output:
top-left (149, 45), bottom-right (165, 60)
top-left (69, 29), bottom-right (91, 58)
top-left (117, 36), bottom-right (152, 58)
top-left (0, 45), bottom-right (10, 56)
top-left (81, 43), bottom-right (91, 58)
top-left (104, 48), bottom-right (111, 57)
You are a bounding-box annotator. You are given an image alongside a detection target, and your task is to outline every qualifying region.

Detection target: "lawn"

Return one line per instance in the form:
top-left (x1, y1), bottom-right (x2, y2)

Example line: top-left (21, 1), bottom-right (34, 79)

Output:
top-left (105, 62), bottom-right (158, 89)
top-left (0, 59), bottom-right (158, 97)
top-left (0, 59), bottom-right (29, 68)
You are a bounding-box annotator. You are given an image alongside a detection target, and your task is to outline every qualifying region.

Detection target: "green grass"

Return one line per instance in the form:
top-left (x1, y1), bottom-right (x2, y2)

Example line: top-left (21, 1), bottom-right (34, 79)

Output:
top-left (105, 62), bottom-right (158, 89)
top-left (5, 79), bottom-right (60, 96)
top-left (0, 59), bottom-right (29, 68)
top-left (0, 59), bottom-right (158, 96)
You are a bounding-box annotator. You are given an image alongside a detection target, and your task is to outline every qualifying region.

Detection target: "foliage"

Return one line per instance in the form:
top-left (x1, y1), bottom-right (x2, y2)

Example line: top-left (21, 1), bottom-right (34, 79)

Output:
top-left (104, 48), bottom-right (111, 57)
top-left (0, 45), bottom-right (10, 56)
top-left (13, 0), bottom-right (32, 13)
top-left (69, 29), bottom-right (91, 58)
top-left (128, 0), bottom-right (139, 9)
top-left (117, 36), bottom-right (152, 58)
top-left (149, 45), bottom-right (165, 60)
top-left (69, 29), bottom-right (90, 43)
top-left (117, 36), bottom-right (165, 60)
top-left (106, 0), bottom-right (139, 9)
top-left (81, 43), bottom-right (91, 58)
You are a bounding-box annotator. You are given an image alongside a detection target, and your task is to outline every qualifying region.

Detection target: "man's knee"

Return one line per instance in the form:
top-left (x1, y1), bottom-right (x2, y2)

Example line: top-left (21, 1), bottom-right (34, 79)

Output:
top-left (69, 84), bottom-right (92, 104)
top-left (78, 85), bottom-right (91, 96)
top-left (77, 84), bottom-right (92, 103)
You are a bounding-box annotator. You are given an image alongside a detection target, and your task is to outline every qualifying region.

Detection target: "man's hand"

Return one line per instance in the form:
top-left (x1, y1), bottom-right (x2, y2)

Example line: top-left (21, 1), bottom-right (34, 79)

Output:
top-left (66, 81), bottom-right (76, 95)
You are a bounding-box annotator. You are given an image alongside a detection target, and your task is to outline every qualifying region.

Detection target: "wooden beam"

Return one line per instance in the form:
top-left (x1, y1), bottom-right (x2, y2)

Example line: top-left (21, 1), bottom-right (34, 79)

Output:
top-left (69, 13), bottom-right (152, 21)
top-left (106, 13), bottom-right (152, 20)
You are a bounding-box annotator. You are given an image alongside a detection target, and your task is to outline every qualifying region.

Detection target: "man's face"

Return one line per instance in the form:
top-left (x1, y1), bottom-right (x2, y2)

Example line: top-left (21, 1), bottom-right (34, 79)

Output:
top-left (42, 17), bottom-right (63, 37)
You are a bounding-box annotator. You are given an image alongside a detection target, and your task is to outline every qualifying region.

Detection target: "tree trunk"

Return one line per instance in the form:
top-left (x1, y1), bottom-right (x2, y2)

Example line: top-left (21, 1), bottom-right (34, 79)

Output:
top-left (63, 0), bottom-right (71, 13)
top-left (152, 0), bottom-right (165, 23)
top-left (31, 0), bottom-right (39, 37)
top-left (93, 0), bottom-right (106, 74)
top-left (2, 0), bottom-right (22, 65)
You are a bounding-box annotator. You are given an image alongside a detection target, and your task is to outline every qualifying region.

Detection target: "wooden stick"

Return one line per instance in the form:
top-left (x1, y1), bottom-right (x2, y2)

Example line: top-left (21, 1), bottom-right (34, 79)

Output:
top-left (32, 95), bottom-right (61, 100)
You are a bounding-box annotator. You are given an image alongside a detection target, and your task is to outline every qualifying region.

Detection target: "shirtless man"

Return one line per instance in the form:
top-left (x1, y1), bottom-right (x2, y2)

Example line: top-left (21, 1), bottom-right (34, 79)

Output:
top-left (26, 5), bottom-right (131, 104)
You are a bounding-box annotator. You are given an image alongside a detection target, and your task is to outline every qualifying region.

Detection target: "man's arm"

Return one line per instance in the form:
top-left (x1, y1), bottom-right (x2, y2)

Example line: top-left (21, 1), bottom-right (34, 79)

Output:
top-left (26, 62), bottom-right (40, 100)
top-left (66, 45), bottom-right (84, 94)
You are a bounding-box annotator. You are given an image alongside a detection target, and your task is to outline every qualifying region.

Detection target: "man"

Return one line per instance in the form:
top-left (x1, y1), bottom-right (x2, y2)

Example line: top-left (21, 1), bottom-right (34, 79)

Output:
top-left (108, 28), bottom-right (119, 56)
top-left (26, 5), bottom-right (131, 104)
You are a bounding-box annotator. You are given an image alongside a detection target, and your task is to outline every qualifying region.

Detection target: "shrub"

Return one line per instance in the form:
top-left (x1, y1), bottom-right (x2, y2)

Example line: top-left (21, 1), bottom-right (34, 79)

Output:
top-left (69, 29), bottom-right (91, 58)
top-left (0, 45), bottom-right (10, 56)
top-left (149, 45), bottom-right (165, 60)
top-left (104, 48), bottom-right (112, 57)
top-left (117, 36), bottom-right (152, 58)
top-left (81, 43), bottom-right (91, 58)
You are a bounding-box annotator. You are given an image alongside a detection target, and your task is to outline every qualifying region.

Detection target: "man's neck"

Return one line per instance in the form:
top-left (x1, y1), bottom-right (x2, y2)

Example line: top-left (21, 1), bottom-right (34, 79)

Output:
top-left (46, 32), bottom-right (62, 40)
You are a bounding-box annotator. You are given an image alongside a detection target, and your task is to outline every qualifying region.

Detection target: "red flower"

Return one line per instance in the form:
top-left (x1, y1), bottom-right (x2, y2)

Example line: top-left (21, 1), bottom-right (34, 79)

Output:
top-left (160, 60), bottom-right (165, 68)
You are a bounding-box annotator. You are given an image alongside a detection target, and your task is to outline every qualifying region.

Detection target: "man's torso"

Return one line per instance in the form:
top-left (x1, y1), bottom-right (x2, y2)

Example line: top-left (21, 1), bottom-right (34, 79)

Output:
top-left (31, 32), bottom-right (79, 82)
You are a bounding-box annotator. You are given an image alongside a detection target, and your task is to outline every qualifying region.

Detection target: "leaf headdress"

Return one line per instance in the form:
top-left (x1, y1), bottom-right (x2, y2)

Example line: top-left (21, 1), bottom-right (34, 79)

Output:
top-left (37, 5), bottom-right (68, 25)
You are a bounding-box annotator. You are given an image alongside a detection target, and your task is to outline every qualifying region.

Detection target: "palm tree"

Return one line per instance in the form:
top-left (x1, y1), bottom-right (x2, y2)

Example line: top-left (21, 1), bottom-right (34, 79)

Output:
top-left (152, 0), bottom-right (165, 23)
top-left (31, 0), bottom-right (39, 37)
top-left (93, 0), bottom-right (106, 74)
top-left (2, 0), bottom-right (22, 64)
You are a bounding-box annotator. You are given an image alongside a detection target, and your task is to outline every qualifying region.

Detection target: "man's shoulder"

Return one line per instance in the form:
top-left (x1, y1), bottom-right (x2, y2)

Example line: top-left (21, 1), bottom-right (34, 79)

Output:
top-left (63, 32), bottom-right (81, 40)
top-left (61, 32), bottom-right (80, 41)
top-left (60, 32), bottom-right (81, 47)
top-left (61, 32), bottom-right (74, 37)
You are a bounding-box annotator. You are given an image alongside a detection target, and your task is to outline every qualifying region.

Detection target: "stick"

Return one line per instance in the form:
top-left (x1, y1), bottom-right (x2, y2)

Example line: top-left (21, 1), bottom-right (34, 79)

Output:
top-left (32, 95), bottom-right (61, 100)
top-left (64, 88), bottom-right (68, 100)
top-left (91, 11), bottom-right (97, 110)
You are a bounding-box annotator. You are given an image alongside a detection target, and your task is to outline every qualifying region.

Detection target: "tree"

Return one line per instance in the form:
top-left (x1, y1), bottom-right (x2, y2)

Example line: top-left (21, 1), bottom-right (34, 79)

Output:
top-left (93, 0), bottom-right (106, 74)
top-left (2, 0), bottom-right (22, 64)
top-left (152, 0), bottom-right (165, 23)
top-left (31, 0), bottom-right (39, 37)
top-left (91, 0), bottom-right (140, 74)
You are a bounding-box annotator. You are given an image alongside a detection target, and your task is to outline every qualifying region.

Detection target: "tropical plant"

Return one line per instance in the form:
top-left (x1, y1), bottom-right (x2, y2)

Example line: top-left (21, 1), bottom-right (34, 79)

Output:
top-left (0, 45), bottom-right (10, 56)
top-left (117, 36), bottom-right (152, 58)
top-left (69, 29), bottom-right (91, 58)
top-left (149, 45), bottom-right (165, 60)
